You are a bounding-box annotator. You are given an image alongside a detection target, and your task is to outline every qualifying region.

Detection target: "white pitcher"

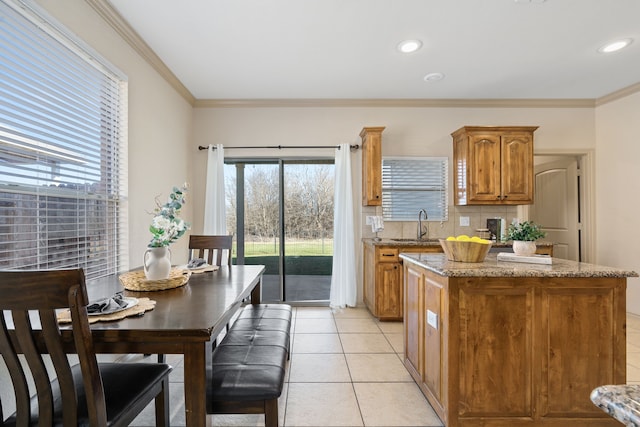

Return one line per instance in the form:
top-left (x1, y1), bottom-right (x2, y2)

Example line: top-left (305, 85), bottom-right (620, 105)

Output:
top-left (143, 246), bottom-right (172, 280)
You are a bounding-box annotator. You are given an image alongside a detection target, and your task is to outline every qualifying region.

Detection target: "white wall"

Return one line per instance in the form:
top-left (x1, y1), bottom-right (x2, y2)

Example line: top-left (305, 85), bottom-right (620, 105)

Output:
top-left (37, 0), bottom-right (195, 267)
top-left (595, 92), bottom-right (640, 315)
top-left (192, 105), bottom-right (596, 303)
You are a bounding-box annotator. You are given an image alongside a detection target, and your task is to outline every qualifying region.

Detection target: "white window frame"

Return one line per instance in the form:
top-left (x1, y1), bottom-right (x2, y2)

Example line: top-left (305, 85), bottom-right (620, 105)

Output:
top-left (381, 157), bottom-right (448, 222)
top-left (0, 0), bottom-right (128, 279)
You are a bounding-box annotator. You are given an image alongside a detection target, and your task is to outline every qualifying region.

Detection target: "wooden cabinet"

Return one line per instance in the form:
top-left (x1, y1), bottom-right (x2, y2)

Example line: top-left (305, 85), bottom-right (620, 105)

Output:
top-left (363, 242), bottom-right (442, 320)
top-left (360, 126), bottom-right (384, 206)
top-left (402, 257), bottom-right (626, 427)
top-left (452, 126), bottom-right (538, 205)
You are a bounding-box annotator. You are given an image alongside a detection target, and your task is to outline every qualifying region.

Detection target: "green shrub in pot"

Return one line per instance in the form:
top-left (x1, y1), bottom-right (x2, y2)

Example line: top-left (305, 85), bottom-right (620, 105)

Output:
top-left (507, 220), bottom-right (546, 241)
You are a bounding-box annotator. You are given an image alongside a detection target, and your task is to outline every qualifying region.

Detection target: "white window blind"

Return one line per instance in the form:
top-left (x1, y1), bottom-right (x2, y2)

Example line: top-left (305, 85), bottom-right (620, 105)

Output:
top-left (382, 157), bottom-right (448, 221)
top-left (0, 0), bottom-right (128, 280)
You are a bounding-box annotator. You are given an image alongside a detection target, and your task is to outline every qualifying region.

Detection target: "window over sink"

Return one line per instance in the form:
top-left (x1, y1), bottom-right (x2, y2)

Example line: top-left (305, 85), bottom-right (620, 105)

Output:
top-left (381, 157), bottom-right (448, 221)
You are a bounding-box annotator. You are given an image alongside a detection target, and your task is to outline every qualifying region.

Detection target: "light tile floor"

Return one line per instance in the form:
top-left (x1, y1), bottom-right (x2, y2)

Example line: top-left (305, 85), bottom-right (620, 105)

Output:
top-left (127, 308), bottom-right (640, 427)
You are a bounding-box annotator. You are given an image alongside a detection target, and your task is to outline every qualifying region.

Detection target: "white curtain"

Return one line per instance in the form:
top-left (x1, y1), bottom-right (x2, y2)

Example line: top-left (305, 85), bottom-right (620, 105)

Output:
top-left (203, 144), bottom-right (227, 234)
top-left (330, 144), bottom-right (357, 308)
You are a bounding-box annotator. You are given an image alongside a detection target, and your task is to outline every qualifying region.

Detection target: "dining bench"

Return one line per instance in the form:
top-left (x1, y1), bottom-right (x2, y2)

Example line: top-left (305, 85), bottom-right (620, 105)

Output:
top-left (206, 303), bottom-right (292, 427)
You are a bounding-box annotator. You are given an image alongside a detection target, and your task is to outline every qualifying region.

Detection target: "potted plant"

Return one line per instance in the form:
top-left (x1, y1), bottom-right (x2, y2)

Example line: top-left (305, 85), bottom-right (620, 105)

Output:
top-left (144, 184), bottom-right (190, 280)
top-left (507, 220), bottom-right (546, 256)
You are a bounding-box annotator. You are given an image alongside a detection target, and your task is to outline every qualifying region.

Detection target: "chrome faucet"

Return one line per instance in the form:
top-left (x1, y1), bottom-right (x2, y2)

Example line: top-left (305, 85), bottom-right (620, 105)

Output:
top-left (417, 209), bottom-right (429, 240)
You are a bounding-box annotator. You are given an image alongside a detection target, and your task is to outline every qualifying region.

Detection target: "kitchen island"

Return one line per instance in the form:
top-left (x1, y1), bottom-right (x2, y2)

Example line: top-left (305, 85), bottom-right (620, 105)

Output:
top-left (401, 253), bottom-right (637, 427)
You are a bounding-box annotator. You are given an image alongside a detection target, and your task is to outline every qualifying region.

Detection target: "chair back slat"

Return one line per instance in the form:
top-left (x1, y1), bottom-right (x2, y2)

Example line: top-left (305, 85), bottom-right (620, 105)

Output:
top-left (12, 310), bottom-right (56, 426)
top-left (41, 310), bottom-right (80, 426)
top-left (0, 315), bottom-right (32, 425)
top-left (189, 235), bottom-right (233, 266)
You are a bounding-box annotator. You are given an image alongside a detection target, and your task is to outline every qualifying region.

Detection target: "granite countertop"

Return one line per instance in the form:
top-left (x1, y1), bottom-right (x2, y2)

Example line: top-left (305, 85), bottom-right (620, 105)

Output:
top-left (590, 385), bottom-right (640, 426)
top-left (399, 253), bottom-right (638, 278)
top-left (363, 237), bottom-right (553, 248)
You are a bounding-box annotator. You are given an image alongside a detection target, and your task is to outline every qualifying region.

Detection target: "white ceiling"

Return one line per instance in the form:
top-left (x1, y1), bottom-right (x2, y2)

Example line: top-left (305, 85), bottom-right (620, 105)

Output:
top-left (108, 0), bottom-right (640, 101)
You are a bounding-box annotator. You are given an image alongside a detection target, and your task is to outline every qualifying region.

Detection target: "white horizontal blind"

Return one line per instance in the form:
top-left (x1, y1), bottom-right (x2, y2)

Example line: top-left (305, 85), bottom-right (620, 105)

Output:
top-left (382, 157), bottom-right (448, 221)
top-left (0, 1), bottom-right (128, 280)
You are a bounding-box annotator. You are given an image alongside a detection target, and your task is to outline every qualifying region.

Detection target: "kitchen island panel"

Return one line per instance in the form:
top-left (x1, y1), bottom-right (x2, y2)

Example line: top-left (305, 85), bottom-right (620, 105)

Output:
top-left (458, 283), bottom-right (534, 418)
top-left (539, 280), bottom-right (626, 419)
top-left (401, 254), bottom-right (635, 427)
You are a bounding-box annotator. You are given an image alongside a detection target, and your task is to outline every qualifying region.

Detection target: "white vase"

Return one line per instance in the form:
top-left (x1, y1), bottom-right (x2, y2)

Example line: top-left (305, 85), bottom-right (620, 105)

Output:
top-left (143, 246), bottom-right (172, 280)
top-left (512, 240), bottom-right (537, 256)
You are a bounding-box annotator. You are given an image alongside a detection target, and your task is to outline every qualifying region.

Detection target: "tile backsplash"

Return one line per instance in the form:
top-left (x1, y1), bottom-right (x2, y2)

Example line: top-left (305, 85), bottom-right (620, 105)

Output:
top-left (361, 205), bottom-right (519, 240)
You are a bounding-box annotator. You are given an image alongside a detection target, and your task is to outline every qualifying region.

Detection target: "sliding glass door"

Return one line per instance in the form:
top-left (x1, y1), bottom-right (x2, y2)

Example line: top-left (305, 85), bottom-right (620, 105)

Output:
top-left (225, 159), bottom-right (334, 303)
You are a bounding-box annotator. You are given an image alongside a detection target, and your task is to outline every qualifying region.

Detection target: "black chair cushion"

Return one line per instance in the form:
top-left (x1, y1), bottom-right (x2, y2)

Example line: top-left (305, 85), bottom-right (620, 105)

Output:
top-left (3, 363), bottom-right (172, 427)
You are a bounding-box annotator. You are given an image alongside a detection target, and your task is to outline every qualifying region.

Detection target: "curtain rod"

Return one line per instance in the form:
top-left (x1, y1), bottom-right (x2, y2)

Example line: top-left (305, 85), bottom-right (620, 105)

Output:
top-left (198, 144), bottom-right (359, 151)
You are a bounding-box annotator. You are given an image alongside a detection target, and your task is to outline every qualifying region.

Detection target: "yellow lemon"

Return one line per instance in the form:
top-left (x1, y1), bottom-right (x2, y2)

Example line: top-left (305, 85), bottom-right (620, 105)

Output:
top-left (478, 239), bottom-right (491, 244)
top-left (456, 235), bottom-right (471, 241)
top-left (446, 236), bottom-right (456, 241)
top-left (470, 236), bottom-right (483, 242)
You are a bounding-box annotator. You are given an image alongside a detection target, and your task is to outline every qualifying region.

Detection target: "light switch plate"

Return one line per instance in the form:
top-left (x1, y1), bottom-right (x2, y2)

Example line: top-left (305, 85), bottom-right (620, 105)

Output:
top-left (460, 216), bottom-right (470, 227)
top-left (427, 310), bottom-right (438, 329)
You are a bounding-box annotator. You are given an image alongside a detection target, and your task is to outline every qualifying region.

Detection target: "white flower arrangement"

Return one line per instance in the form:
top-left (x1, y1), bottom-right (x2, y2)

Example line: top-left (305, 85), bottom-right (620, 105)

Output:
top-left (148, 183), bottom-right (190, 247)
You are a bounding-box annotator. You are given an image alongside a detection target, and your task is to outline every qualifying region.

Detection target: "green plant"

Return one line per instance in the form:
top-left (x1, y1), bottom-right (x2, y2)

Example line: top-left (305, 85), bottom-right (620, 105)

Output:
top-left (148, 184), bottom-right (190, 247)
top-left (507, 220), bottom-right (546, 241)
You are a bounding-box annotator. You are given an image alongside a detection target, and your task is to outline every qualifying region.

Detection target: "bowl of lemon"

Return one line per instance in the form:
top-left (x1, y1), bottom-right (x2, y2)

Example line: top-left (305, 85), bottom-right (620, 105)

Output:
top-left (439, 235), bottom-right (492, 262)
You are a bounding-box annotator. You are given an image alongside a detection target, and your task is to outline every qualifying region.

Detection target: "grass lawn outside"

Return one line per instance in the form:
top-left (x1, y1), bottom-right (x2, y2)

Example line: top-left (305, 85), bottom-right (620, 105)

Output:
top-left (239, 239), bottom-right (334, 257)
top-left (233, 239), bottom-right (334, 275)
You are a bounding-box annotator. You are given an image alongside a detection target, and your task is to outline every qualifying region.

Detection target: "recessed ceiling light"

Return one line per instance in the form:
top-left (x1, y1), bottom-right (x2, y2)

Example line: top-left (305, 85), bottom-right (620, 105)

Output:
top-left (397, 40), bottom-right (422, 54)
top-left (424, 72), bottom-right (445, 82)
top-left (598, 38), bottom-right (633, 53)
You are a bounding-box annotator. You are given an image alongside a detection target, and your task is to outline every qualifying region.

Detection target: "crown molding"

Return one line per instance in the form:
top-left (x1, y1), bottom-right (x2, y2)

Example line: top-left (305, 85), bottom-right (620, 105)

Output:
top-left (89, 0), bottom-right (639, 110)
top-left (595, 82), bottom-right (640, 106)
top-left (86, 0), bottom-right (195, 105)
top-left (193, 98), bottom-right (596, 109)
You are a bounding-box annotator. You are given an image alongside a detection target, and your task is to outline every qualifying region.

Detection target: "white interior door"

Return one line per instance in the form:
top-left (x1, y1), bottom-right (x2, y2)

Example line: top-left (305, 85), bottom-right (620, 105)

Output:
top-left (529, 157), bottom-right (581, 260)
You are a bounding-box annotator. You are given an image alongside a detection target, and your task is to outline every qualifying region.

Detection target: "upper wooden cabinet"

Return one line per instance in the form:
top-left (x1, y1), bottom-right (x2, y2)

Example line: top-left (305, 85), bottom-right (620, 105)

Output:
top-left (360, 126), bottom-right (385, 206)
top-left (452, 126), bottom-right (538, 205)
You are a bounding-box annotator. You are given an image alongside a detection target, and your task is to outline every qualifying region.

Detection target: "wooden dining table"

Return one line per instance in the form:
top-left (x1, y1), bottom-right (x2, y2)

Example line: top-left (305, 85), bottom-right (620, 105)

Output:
top-left (70, 264), bottom-right (264, 427)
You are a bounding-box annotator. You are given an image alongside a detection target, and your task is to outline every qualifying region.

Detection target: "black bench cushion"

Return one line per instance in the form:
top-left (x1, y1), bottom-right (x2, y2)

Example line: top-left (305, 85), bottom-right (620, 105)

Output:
top-left (238, 304), bottom-right (292, 321)
top-left (230, 318), bottom-right (291, 333)
top-left (221, 329), bottom-right (290, 351)
top-left (207, 345), bottom-right (287, 402)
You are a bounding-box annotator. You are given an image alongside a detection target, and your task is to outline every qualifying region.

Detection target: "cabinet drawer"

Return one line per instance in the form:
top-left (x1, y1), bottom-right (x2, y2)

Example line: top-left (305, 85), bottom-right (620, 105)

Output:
top-left (377, 247), bottom-right (399, 262)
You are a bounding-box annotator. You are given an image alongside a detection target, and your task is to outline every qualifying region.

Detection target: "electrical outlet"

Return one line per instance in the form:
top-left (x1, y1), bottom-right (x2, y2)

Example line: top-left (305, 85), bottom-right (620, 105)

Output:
top-left (460, 216), bottom-right (470, 227)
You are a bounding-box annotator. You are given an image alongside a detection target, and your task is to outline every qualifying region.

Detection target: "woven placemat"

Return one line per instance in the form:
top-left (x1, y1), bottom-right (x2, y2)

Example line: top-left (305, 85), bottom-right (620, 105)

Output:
top-left (119, 268), bottom-right (191, 292)
top-left (57, 297), bottom-right (156, 324)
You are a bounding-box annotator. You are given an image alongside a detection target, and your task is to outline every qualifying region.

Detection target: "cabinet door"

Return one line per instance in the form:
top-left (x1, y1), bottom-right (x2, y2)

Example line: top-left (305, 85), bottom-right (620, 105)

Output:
top-left (404, 265), bottom-right (423, 378)
top-left (363, 244), bottom-right (376, 315)
top-left (501, 133), bottom-right (534, 203)
top-left (423, 275), bottom-right (443, 402)
top-left (539, 280), bottom-right (625, 420)
top-left (458, 283), bottom-right (534, 418)
top-left (468, 134), bottom-right (502, 202)
top-left (360, 127), bottom-right (384, 206)
top-left (376, 262), bottom-right (402, 319)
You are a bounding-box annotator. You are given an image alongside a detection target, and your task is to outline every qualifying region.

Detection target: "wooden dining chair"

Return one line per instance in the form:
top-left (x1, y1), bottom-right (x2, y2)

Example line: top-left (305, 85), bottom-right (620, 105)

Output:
top-left (0, 269), bottom-right (172, 427)
top-left (189, 234), bottom-right (233, 266)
